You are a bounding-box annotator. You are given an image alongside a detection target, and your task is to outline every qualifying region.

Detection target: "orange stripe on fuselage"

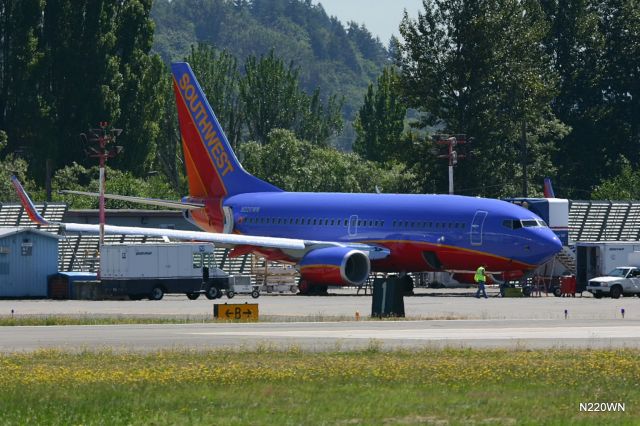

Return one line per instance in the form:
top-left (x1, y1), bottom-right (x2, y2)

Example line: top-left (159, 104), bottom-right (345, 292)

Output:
top-left (363, 239), bottom-right (533, 272)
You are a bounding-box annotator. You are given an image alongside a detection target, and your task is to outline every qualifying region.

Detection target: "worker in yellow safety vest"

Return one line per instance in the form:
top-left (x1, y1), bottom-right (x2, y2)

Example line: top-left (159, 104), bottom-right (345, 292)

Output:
top-left (475, 265), bottom-right (488, 298)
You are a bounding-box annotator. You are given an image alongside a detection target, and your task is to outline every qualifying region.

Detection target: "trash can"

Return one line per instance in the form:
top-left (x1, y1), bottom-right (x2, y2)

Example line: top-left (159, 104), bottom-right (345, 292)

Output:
top-left (371, 277), bottom-right (405, 317)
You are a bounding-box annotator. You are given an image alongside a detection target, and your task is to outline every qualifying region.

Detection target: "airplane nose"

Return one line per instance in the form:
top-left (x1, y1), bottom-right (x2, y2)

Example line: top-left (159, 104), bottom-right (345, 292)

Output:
top-left (541, 231), bottom-right (563, 261)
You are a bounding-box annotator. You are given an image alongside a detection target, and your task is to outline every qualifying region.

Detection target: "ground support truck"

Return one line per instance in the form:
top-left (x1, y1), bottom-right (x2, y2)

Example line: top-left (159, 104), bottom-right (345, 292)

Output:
top-left (100, 243), bottom-right (253, 300)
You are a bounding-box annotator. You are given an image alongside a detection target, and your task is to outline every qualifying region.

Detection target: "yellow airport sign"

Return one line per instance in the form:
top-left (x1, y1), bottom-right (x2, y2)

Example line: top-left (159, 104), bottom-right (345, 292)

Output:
top-left (214, 303), bottom-right (259, 321)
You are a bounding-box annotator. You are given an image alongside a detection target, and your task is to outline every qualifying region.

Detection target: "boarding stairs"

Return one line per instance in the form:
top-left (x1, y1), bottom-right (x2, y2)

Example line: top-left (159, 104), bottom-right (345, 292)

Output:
top-left (555, 246), bottom-right (577, 275)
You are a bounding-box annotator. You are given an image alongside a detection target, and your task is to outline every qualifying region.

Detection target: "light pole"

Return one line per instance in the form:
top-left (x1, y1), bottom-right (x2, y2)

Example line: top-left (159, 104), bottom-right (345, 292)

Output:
top-left (81, 123), bottom-right (123, 268)
top-left (435, 134), bottom-right (469, 195)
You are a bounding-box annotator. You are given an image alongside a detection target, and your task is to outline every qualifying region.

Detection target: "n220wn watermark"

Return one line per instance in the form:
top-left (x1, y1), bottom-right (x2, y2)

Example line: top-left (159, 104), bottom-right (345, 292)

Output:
top-left (580, 402), bottom-right (625, 412)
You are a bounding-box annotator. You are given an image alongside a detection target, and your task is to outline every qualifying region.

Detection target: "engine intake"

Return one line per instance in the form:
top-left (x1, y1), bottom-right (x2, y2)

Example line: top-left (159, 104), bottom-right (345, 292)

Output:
top-left (299, 247), bottom-right (370, 286)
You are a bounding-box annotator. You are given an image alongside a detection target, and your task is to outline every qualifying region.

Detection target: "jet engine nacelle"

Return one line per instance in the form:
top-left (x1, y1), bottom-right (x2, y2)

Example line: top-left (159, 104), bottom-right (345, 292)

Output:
top-left (299, 247), bottom-right (370, 286)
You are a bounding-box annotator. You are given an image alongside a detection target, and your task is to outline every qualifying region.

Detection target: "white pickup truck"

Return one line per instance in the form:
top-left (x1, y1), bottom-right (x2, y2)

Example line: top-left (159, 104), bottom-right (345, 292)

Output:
top-left (586, 266), bottom-right (640, 299)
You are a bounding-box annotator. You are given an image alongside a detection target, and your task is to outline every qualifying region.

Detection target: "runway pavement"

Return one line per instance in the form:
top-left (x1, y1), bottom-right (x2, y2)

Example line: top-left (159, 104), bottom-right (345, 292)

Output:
top-left (1, 288), bottom-right (639, 352)
top-left (1, 319), bottom-right (638, 352)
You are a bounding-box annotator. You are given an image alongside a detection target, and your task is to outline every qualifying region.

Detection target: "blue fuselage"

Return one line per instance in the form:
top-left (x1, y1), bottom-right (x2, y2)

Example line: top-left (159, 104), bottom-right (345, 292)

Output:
top-left (224, 192), bottom-right (562, 273)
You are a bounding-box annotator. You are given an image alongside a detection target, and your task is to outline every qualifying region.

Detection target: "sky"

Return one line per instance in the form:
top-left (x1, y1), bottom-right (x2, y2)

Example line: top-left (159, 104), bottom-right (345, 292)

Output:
top-left (315, 0), bottom-right (424, 44)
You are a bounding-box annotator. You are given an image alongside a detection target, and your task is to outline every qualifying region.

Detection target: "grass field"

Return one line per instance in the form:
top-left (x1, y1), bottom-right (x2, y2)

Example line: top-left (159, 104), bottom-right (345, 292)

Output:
top-left (0, 347), bottom-right (637, 425)
top-left (0, 314), bottom-right (465, 326)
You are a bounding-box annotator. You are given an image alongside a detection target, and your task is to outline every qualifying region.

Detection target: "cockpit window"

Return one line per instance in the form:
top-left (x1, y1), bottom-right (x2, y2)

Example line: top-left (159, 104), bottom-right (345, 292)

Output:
top-left (502, 218), bottom-right (548, 229)
top-left (521, 219), bottom-right (539, 227)
top-left (502, 220), bottom-right (522, 229)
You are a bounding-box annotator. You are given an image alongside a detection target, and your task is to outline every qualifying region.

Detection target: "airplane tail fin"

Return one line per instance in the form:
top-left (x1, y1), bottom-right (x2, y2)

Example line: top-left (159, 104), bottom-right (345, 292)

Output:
top-left (543, 177), bottom-right (556, 198)
top-left (11, 176), bottom-right (50, 226)
top-left (171, 62), bottom-right (281, 198)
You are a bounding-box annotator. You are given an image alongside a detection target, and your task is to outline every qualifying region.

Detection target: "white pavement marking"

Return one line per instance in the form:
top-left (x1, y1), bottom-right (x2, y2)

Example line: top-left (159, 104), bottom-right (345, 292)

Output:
top-left (188, 326), bottom-right (640, 341)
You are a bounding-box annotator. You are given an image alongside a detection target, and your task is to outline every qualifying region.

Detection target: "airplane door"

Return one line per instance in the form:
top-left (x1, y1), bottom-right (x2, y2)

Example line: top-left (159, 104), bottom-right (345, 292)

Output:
top-left (348, 215), bottom-right (358, 237)
top-left (470, 210), bottom-right (488, 246)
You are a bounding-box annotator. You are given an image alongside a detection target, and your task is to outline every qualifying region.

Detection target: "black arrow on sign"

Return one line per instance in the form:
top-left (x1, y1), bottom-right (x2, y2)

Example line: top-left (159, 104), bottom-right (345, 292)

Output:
top-left (243, 310), bottom-right (253, 315)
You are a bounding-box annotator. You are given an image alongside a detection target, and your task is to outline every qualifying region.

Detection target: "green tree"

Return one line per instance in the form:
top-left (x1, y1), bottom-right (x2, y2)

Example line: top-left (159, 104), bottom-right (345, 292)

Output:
top-left (239, 129), bottom-right (417, 193)
top-left (187, 44), bottom-right (242, 150)
top-left (597, 0), bottom-right (640, 174)
top-left (155, 72), bottom-right (185, 193)
top-left (51, 162), bottom-right (179, 209)
top-left (353, 67), bottom-right (406, 163)
top-left (399, 0), bottom-right (569, 197)
top-left (297, 88), bottom-right (344, 147)
top-left (111, 0), bottom-right (166, 175)
top-left (240, 50), bottom-right (343, 146)
top-left (591, 158), bottom-right (640, 200)
top-left (543, 0), bottom-right (607, 197)
top-left (240, 51), bottom-right (304, 144)
top-left (0, 130), bottom-right (36, 201)
top-left (0, 0), bottom-right (164, 184)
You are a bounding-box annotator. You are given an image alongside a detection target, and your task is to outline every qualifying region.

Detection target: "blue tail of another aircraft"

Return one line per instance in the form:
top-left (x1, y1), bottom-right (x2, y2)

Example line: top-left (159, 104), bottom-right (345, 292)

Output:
top-left (171, 62), bottom-right (281, 199)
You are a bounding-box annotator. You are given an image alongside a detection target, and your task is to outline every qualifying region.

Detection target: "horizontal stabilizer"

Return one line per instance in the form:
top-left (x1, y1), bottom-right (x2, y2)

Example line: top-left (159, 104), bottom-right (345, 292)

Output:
top-left (59, 190), bottom-right (204, 210)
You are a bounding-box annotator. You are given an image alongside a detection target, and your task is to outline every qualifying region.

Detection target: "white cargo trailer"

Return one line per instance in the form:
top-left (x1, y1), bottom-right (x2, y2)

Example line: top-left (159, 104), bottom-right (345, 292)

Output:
top-left (100, 243), bottom-right (232, 300)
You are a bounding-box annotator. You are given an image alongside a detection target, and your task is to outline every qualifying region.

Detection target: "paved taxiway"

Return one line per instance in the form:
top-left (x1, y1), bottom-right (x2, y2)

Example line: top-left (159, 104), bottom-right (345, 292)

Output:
top-left (0, 288), bottom-right (635, 320)
top-left (1, 288), bottom-right (639, 351)
top-left (1, 319), bottom-right (639, 352)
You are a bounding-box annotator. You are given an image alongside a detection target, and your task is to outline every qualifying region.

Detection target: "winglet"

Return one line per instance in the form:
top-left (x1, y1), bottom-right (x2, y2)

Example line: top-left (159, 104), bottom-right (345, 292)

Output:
top-left (10, 176), bottom-right (49, 225)
top-left (543, 177), bottom-right (556, 198)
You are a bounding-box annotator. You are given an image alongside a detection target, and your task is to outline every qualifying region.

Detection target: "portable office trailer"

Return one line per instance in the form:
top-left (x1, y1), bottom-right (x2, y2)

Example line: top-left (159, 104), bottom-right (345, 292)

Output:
top-left (0, 228), bottom-right (60, 297)
top-left (575, 241), bottom-right (640, 291)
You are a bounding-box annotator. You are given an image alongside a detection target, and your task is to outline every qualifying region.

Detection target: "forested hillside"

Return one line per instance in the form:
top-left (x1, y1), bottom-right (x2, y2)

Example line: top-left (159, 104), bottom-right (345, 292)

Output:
top-left (151, 0), bottom-right (388, 129)
top-left (1, 0), bottom-right (640, 204)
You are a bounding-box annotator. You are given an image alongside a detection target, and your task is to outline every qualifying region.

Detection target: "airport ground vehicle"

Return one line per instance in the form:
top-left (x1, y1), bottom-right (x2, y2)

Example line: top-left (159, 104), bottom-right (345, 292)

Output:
top-left (576, 241), bottom-right (640, 292)
top-left (100, 243), bottom-right (243, 300)
top-left (586, 266), bottom-right (640, 299)
top-left (220, 275), bottom-right (261, 299)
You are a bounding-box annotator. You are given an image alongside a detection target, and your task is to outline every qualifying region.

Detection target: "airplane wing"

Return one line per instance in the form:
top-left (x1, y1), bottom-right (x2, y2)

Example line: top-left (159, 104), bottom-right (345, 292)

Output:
top-left (12, 176), bottom-right (390, 260)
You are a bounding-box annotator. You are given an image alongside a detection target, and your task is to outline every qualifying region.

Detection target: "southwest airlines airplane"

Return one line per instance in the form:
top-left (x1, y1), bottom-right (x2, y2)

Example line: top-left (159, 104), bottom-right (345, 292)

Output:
top-left (12, 62), bottom-right (562, 293)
